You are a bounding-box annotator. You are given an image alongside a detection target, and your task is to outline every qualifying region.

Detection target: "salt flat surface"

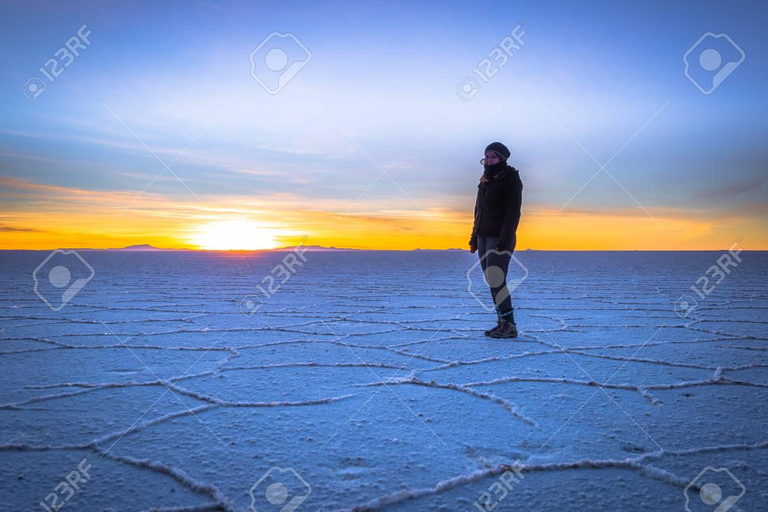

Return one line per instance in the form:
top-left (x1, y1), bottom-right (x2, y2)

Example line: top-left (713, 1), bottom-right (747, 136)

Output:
top-left (1, 250), bottom-right (766, 512)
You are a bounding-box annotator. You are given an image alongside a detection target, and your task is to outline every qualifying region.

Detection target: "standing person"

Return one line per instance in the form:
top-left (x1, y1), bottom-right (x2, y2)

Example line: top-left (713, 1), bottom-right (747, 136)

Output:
top-left (469, 142), bottom-right (523, 338)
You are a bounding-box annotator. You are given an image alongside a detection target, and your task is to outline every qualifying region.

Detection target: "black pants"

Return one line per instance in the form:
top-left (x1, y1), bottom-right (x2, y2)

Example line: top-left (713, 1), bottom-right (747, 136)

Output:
top-left (477, 236), bottom-right (515, 322)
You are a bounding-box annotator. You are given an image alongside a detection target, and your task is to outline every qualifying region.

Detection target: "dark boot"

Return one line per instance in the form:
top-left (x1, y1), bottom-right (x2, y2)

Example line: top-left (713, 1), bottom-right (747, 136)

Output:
top-left (490, 320), bottom-right (518, 339)
top-left (484, 318), bottom-right (502, 337)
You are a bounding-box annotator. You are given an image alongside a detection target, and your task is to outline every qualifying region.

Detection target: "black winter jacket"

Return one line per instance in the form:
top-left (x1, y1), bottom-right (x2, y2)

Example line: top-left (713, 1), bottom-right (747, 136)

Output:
top-left (469, 166), bottom-right (523, 251)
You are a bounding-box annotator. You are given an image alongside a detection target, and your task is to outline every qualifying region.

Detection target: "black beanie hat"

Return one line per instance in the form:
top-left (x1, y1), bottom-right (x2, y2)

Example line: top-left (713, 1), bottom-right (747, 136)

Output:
top-left (485, 142), bottom-right (510, 161)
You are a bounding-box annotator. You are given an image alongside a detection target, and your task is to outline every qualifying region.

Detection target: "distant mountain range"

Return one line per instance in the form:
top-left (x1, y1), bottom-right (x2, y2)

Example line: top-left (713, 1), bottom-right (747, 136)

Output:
top-left (59, 244), bottom-right (471, 252)
top-left (111, 244), bottom-right (185, 251)
top-left (84, 244), bottom-right (363, 252)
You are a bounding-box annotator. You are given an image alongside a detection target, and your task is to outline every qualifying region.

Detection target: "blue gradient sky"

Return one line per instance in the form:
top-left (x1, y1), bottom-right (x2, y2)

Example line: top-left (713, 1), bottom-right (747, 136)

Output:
top-left (1, 0), bottom-right (766, 249)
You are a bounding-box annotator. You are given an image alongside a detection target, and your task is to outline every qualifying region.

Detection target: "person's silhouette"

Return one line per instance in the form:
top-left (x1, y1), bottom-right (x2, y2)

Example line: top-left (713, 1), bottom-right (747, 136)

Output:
top-left (469, 142), bottom-right (523, 338)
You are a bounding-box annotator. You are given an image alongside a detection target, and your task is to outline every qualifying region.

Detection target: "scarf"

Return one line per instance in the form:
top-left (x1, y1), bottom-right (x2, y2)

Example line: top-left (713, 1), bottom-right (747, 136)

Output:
top-left (481, 161), bottom-right (508, 182)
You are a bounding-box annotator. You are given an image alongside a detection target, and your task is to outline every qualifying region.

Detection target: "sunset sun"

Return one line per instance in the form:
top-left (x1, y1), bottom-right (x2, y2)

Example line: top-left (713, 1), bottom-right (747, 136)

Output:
top-left (189, 220), bottom-right (283, 250)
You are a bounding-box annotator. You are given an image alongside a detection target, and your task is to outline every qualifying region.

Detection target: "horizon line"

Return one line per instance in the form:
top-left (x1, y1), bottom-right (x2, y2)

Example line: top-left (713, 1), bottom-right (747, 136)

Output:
top-left (0, 247), bottom-right (763, 252)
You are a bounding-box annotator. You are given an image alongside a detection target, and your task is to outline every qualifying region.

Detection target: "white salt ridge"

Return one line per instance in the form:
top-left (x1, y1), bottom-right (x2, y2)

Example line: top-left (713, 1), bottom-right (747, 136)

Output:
top-left (225, 362), bottom-right (409, 371)
top-left (389, 348), bottom-right (451, 364)
top-left (0, 387), bottom-right (100, 410)
top-left (361, 376), bottom-right (536, 425)
top-left (101, 451), bottom-right (237, 512)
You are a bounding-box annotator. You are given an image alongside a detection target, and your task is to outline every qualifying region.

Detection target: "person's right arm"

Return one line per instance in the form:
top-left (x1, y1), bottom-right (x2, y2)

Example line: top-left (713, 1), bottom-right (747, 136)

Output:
top-left (469, 186), bottom-right (481, 253)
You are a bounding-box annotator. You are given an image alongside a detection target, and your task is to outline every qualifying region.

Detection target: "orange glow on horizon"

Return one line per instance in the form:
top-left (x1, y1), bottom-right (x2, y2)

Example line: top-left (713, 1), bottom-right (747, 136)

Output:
top-left (1, 205), bottom-right (765, 251)
top-left (1, 176), bottom-right (765, 251)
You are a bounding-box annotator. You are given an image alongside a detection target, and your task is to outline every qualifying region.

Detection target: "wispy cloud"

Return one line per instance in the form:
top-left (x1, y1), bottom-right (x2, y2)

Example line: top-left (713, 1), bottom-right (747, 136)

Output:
top-left (0, 224), bottom-right (45, 233)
